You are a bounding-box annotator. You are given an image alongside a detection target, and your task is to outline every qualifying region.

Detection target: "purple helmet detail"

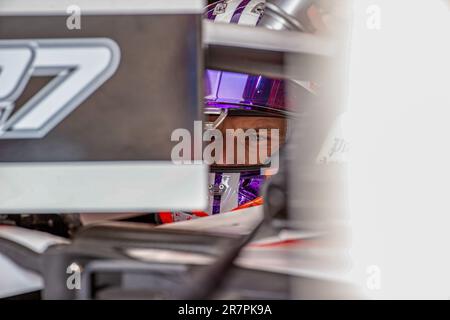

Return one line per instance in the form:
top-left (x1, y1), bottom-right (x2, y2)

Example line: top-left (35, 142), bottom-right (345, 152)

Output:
top-left (230, 0), bottom-right (253, 24)
top-left (237, 171), bottom-right (265, 205)
top-left (204, 1), bottom-right (289, 117)
top-left (205, 69), bottom-right (288, 116)
top-left (208, 170), bottom-right (265, 214)
top-left (205, 0), bottom-right (265, 25)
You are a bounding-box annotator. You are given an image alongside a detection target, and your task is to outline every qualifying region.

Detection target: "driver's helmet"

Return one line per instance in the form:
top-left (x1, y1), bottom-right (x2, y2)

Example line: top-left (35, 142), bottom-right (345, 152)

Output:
top-left (157, 0), bottom-right (296, 223)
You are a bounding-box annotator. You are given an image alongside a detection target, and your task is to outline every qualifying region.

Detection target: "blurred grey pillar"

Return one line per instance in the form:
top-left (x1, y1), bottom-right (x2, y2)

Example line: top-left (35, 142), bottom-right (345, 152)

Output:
top-left (205, 0), bottom-right (357, 298)
top-left (286, 2), bottom-right (352, 230)
top-left (285, 0), bottom-right (356, 298)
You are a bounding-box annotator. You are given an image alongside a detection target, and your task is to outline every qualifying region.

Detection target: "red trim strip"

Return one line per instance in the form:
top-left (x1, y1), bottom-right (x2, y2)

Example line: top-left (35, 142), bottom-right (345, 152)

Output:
top-left (158, 212), bottom-right (174, 224)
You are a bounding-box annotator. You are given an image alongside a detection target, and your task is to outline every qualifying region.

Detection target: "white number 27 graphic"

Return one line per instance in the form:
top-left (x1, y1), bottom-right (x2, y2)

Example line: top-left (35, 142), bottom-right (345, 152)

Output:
top-left (0, 38), bottom-right (120, 139)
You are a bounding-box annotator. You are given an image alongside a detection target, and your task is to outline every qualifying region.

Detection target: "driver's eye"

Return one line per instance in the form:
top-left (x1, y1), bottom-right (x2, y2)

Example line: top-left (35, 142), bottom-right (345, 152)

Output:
top-left (256, 132), bottom-right (269, 142)
top-left (246, 131), bottom-right (269, 143)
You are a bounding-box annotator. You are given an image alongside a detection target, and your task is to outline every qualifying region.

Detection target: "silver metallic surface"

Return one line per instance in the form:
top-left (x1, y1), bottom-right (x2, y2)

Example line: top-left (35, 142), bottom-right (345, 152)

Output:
top-left (259, 0), bottom-right (315, 31)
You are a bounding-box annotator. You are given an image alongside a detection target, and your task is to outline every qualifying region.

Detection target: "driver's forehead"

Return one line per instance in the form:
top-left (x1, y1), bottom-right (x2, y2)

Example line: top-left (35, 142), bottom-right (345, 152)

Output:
top-left (207, 115), bottom-right (287, 130)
